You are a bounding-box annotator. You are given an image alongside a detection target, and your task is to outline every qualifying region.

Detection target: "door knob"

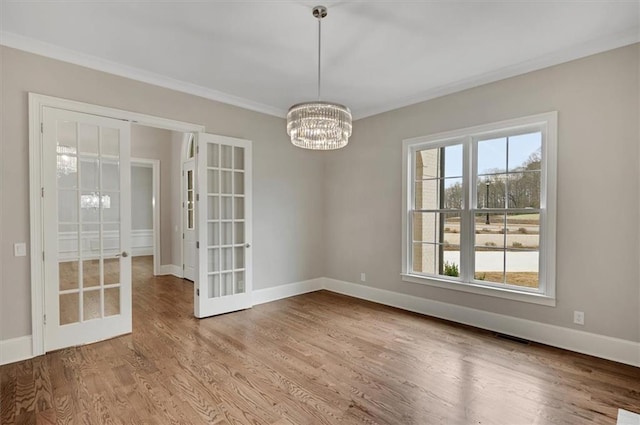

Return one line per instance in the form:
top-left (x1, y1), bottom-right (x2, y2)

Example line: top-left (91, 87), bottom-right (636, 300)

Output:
top-left (245, 243), bottom-right (251, 248)
top-left (116, 251), bottom-right (129, 258)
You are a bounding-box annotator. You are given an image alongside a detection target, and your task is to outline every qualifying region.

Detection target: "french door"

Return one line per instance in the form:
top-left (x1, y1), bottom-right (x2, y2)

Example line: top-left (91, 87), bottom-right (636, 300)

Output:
top-left (195, 133), bottom-right (252, 318)
top-left (183, 159), bottom-right (196, 281)
top-left (42, 107), bottom-right (132, 351)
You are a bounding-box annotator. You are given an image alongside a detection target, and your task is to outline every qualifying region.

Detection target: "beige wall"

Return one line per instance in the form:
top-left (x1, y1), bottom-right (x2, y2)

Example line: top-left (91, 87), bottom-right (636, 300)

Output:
top-left (130, 124), bottom-right (181, 266)
top-left (1, 43), bottom-right (638, 345)
top-left (170, 132), bottom-right (183, 268)
top-left (0, 46), bottom-right (326, 340)
top-left (324, 44), bottom-right (640, 342)
top-left (131, 165), bottom-right (153, 231)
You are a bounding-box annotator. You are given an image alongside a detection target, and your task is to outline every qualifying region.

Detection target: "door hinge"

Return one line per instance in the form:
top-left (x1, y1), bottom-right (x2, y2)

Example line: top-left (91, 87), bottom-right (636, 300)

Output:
top-left (43, 314), bottom-right (47, 325)
top-left (182, 264), bottom-right (185, 270)
top-left (196, 241), bottom-right (199, 249)
top-left (196, 194), bottom-right (199, 201)
top-left (196, 145), bottom-right (199, 154)
top-left (182, 170), bottom-right (184, 177)
top-left (42, 252), bottom-right (45, 261)
top-left (196, 288), bottom-right (200, 296)
top-left (182, 233), bottom-right (184, 240)
top-left (40, 123), bottom-right (43, 133)
top-left (182, 201), bottom-right (185, 208)
top-left (41, 187), bottom-right (44, 197)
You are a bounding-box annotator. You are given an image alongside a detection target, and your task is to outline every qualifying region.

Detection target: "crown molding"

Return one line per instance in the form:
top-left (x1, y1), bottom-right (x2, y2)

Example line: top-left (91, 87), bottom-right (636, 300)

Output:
top-left (353, 28), bottom-right (640, 120)
top-left (0, 31), bottom-right (288, 118)
top-left (2, 29), bottom-right (638, 122)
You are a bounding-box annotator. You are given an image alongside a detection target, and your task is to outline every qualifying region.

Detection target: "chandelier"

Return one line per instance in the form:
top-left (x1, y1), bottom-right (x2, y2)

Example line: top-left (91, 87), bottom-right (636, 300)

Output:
top-left (56, 145), bottom-right (77, 176)
top-left (81, 193), bottom-right (111, 209)
top-left (286, 5), bottom-right (352, 150)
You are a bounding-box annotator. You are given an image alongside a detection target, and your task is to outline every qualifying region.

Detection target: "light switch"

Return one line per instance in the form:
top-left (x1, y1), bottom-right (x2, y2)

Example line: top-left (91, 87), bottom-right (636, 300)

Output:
top-left (14, 242), bottom-right (27, 257)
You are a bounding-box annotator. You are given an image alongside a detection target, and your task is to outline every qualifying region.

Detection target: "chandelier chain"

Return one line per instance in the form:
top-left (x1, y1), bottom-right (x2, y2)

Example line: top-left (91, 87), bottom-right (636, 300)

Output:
top-left (317, 12), bottom-right (321, 101)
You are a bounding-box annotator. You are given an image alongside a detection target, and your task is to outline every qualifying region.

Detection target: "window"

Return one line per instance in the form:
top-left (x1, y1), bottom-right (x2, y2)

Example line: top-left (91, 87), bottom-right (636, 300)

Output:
top-left (187, 133), bottom-right (195, 159)
top-left (186, 169), bottom-right (194, 230)
top-left (402, 112), bottom-right (557, 305)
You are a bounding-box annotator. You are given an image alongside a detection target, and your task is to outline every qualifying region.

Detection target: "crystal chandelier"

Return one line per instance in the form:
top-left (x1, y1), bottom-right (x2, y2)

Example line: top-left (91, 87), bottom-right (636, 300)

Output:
top-left (56, 145), bottom-right (77, 176)
top-left (287, 5), bottom-right (352, 150)
top-left (81, 193), bottom-right (111, 209)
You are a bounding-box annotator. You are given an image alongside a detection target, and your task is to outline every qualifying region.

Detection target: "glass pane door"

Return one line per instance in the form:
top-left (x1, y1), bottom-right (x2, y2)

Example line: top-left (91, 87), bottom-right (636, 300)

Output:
top-left (196, 133), bottom-right (252, 318)
top-left (206, 143), bottom-right (246, 297)
top-left (44, 107), bottom-right (131, 351)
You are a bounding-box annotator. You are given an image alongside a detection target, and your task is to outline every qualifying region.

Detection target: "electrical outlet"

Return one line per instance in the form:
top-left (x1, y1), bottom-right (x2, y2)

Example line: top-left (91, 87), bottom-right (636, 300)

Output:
top-left (573, 311), bottom-right (585, 325)
top-left (360, 273), bottom-right (366, 282)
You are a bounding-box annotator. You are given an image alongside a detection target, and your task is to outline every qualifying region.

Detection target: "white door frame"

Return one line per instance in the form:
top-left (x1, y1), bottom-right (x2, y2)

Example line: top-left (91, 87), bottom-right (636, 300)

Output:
top-left (131, 158), bottom-right (160, 275)
top-left (29, 93), bottom-right (205, 357)
top-left (194, 133), bottom-right (253, 318)
top-left (181, 133), bottom-right (196, 281)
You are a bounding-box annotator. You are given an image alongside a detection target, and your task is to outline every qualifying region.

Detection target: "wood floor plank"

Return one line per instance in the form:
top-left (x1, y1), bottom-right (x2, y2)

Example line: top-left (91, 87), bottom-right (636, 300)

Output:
top-left (1, 256), bottom-right (639, 424)
top-left (1, 364), bottom-right (17, 424)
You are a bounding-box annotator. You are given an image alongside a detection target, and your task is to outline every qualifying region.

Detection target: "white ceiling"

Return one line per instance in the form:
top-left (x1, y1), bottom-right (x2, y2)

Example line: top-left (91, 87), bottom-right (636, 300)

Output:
top-left (1, 1), bottom-right (638, 119)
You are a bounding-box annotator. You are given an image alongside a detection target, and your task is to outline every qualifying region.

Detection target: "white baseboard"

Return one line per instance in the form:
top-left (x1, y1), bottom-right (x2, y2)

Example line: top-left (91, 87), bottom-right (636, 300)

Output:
top-left (157, 264), bottom-right (183, 278)
top-left (0, 336), bottom-right (33, 366)
top-left (617, 409), bottom-right (640, 425)
top-left (132, 247), bottom-right (153, 257)
top-left (5, 276), bottom-right (638, 368)
top-left (252, 278), bottom-right (323, 306)
top-left (322, 278), bottom-right (640, 368)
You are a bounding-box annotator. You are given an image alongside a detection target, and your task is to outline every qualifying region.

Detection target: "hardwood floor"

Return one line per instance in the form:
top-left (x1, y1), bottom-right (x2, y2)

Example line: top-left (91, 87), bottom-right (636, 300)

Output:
top-left (2, 257), bottom-right (639, 424)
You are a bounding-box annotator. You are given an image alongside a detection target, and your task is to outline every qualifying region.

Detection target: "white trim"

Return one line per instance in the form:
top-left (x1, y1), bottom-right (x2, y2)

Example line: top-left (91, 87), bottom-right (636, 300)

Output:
top-left (0, 336), bottom-right (33, 366)
top-left (617, 409), bottom-right (640, 425)
top-left (28, 96), bottom-right (45, 358)
top-left (29, 94), bottom-right (205, 357)
top-left (252, 278), bottom-right (324, 306)
top-left (57, 229), bottom-right (153, 259)
top-left (6, 278), bottom-right (640, 367)
top-left (3, 30), bottom-right (638, 121)
top-left (30, 94), bottom-right (205, 134)
top-left (354, 29), bottom-right (640, 119)
top-left (132, 247), bottom-right (154, 257)
top-left (182, 158), bottom-right (196, 281)
top-left (2, 32), bottom-right (286, 118)
top-left (180, 134), bottom-right (193, 282)
top-left (401, 112), bottom-right (558, 305)
top-left (322, 278), bottom-right (640, 368)
top-left (194, 133), bottom-right (253, 318)
top-left (400, 274), bottom-right (555, 306)
top-left (229, 277), bottom-right (640, 367)
top-left (131, 229), bottom-right (154, 257)
top-left (157, 264), bottom-right (183, 278)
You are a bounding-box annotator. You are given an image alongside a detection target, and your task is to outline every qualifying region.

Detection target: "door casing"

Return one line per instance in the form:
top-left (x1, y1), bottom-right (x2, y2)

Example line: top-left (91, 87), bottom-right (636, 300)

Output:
top-left (29, 93), bottom-right (205, 356)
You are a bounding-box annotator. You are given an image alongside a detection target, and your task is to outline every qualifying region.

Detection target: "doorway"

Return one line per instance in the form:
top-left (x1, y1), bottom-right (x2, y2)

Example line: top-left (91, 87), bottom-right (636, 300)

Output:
top-left (30, 94), bottom-right (202, 356)
top-left (29, 94), bottom-right (253, 356)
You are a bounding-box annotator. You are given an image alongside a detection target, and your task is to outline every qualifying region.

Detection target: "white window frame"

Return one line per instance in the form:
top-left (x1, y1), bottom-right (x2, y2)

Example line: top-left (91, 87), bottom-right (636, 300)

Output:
top-left (401, 112), bottom-right (557, 306)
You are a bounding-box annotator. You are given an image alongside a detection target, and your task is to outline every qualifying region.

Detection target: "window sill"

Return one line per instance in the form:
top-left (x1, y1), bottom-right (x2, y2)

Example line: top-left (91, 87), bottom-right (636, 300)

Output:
top-left (400, 273), bottom-right (556, 307)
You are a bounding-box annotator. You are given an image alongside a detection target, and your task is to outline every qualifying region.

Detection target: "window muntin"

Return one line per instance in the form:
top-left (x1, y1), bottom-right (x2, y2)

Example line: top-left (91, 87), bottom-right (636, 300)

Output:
top-left (187, 169), bottom-right (194, 230)
top-left (403, 113), bottom-right (556, 302)
top-left (473, 131), bottom-right (542, 289)
top-left (412, 143), bottom-right (464, 279)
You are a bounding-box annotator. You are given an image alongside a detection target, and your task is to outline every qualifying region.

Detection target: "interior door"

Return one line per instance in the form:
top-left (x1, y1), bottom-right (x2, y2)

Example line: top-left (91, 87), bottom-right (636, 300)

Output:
top-left (42, 107), bottom-right (132, 352)
top-left (195, 133), bottom-right (252, 318)
top-left (183, 159), bottom-right (196, 281)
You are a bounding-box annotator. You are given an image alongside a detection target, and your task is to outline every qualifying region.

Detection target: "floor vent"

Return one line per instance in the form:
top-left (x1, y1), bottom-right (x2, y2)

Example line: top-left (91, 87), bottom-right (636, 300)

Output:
top-left (495, 333), bottom-right (530, 345)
